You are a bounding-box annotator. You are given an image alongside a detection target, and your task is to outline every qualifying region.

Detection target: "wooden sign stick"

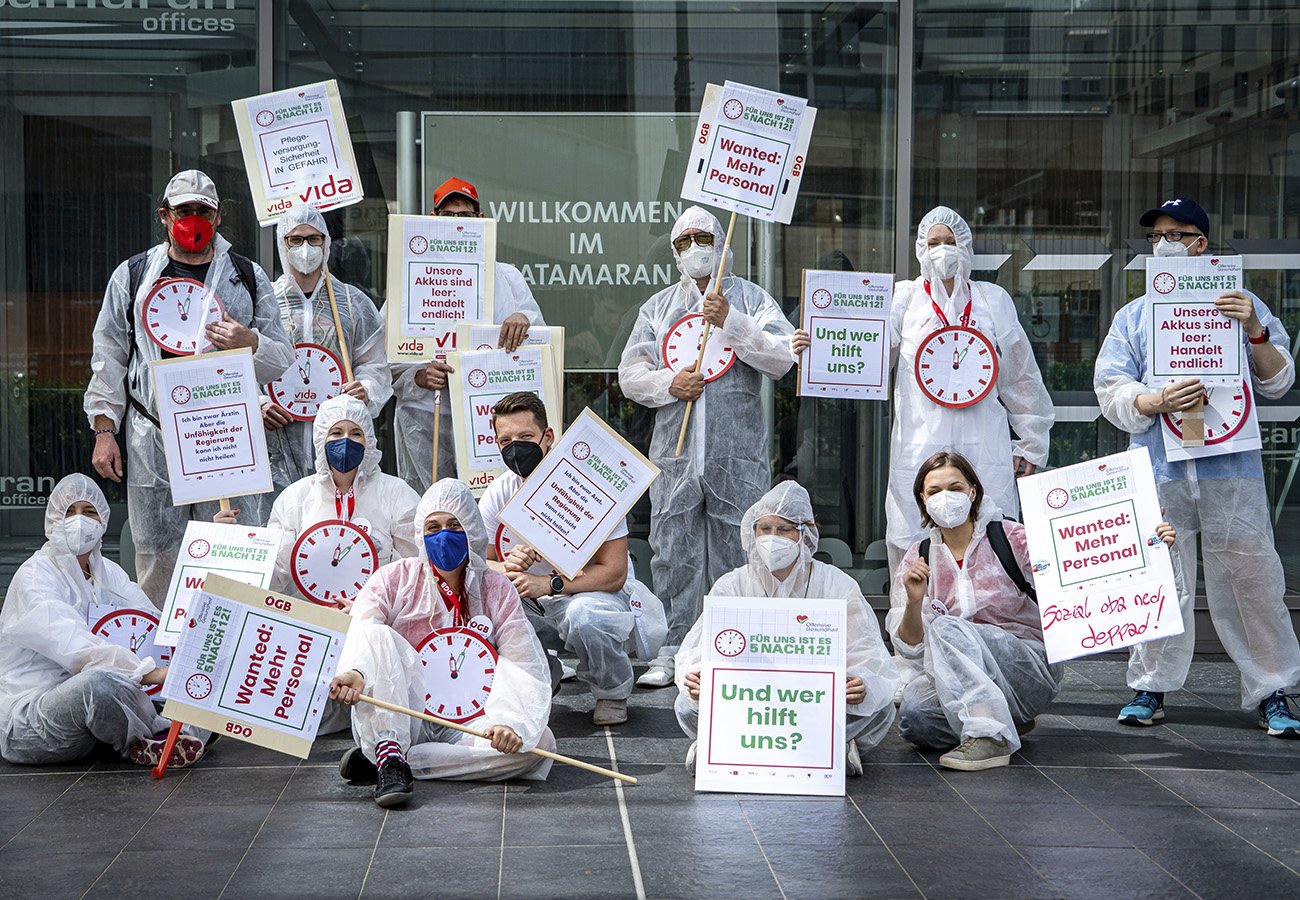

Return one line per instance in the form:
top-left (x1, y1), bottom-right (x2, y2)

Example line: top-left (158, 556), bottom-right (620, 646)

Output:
top-left (675, 210), bottom-right (738, 457)
top-left (432, 392), bottom-right (442, 483)
top-left (322, 267), bottom-right (355, 383)
top-left (357, 694), bottom-right (637, 785)
top-left (1182, 394), bottom-right (1206, 447)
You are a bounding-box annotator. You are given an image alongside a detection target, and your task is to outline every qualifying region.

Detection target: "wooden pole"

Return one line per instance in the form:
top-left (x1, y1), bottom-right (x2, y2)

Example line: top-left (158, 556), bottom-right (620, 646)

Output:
top-left (219, 497), bottom-right (231, 512)
top-left (432, 392), bottom-right (442, 484)
top-left (1182, 394), bottom-right (1205, 447)
top-left (322, 267), bottom-right (355, 383)
top-left (675, 211), bottom-right (738, 457)
top-left (357, 694), bottom-right (637, 785)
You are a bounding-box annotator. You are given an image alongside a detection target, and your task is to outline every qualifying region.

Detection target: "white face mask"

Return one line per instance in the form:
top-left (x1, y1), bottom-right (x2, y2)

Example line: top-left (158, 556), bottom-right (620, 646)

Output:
top-left (286, 243), bottom-right (325, 275)
top-left (925, 490), bottom-right (973, 529)
top-left (58, 514), bottom-right (104, 556)
top-left (928, 243), bottom-right (963, 280)
top-left (678, 243), bottom-right (718, 280)
top-left (1152, 237), bottom-right (1194, 258)
top-left (755, 534), bottom-right (802, 572)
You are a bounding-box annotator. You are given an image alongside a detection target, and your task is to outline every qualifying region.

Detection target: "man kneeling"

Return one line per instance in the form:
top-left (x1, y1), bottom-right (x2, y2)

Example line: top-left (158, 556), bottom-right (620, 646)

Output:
top-left (329, 479), bottom-right (555, 808)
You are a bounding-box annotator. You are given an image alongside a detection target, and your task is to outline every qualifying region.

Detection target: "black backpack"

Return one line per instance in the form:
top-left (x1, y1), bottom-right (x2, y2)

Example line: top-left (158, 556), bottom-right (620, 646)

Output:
top-left (919, 519), bottom-right (1037, 604)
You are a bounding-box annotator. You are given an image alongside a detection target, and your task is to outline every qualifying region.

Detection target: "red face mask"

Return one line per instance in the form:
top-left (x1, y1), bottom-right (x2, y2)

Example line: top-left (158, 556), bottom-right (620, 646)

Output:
top-left (171, 214), bottom-right (215, 252)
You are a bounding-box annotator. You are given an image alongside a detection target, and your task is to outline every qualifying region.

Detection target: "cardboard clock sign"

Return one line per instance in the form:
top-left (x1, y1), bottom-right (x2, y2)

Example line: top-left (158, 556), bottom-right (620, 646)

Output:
top-left (142, 278), bottom-right (224, 355)
top-left (1161, 377), bottom-right (1261, 462)
top-left (662, 313), bottom-right (736, 382)
top-left (913, 326), bottom-right (999, 409)
top-left (416, 626), bottom-right (497, 723)
top-left (291, 518), bottom-right (378, 606)
top-left (266, 342), bottom-right (345, 420)
top-left (494, 524), bottom-right (559, 578)
top-left (87, 604), bottom-right (172, 696)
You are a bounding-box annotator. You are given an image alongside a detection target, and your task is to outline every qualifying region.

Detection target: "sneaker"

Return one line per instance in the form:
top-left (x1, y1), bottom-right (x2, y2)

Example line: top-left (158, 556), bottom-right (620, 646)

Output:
top-left (846, 740), bottom-right (863, 777)
top-left (893, 684), bottom-right (904, 707)
top-left (685, 740), bottom-right (697, 774)
top-left (1117, 691), bottom-right (1165, 726)
top-left (374, 758), bottom-right (414, 808)
top-left (560, 660), bottom-right (577, 682)
top-left (636, 659), bottom-right (674, 688)
top-left (939, 736), bottom-right (1011, 772)
top-left (339, 746), bottom-right (378, 784)
top-left (127, 733), bottom-right (206, 769)
top-left (593, 698), bottom-right (628, 726)
top-left (1258, 690), bottom-right (1300, 738)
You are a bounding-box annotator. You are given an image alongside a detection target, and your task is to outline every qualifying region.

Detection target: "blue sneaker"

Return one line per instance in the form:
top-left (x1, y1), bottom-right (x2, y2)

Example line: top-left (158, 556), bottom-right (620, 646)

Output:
top-left (1257, 691), bottom-right (1300, 738)
top-left (1117, 691), bottom-right (1165, 726)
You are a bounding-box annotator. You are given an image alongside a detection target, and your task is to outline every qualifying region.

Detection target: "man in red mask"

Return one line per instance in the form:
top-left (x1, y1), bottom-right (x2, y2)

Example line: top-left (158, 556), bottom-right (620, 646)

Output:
top-left (85, 169), bottom-right (295, 602)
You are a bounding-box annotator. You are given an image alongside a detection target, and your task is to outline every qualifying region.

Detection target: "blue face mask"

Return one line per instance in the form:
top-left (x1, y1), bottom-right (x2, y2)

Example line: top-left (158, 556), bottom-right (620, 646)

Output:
top-left (325, 437), bottom-right (365, 473)
top-left (424, 528), bottom-right (469, 572)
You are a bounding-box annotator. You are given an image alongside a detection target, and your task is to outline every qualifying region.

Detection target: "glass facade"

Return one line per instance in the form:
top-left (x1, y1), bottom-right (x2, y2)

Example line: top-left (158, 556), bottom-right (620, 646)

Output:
top-left (3, 1), bottom-right (1299, 603)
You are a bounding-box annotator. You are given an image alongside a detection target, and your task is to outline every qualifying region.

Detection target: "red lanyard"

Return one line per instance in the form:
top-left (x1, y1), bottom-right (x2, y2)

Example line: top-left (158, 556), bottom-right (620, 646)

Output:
top-left (432, 572), bottom-right (465, 627)
top-left (334, 487), bottom-right (355, 522)
top-left (924, 280), bottom-right (973, 328)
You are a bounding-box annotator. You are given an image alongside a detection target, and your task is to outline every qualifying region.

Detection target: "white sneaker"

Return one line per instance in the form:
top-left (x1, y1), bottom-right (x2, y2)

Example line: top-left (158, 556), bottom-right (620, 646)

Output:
top-left (636, 660), bottom-right (674, 688)
top-left (845, 740), bottom-right (863, 777)
top-left (685, 740), bottom-right (697, 774)
top-left (560, 660), bottom-right (577, 681)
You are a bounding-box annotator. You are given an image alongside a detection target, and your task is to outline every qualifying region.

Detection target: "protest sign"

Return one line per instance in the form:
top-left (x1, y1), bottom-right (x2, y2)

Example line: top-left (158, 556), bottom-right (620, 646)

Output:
top-left (682, 81), bottom-right (816, 224)
top-left (457, 323), bottom-right (566, 397)
top-left (161, 575), bottom-right (349, 758)
top-left (1146, 256), bottom-right (1244, 389)
top-left (88, 604), bottom-right (171, 695)
top-left (386, 215), bottom-right (496, 365)
top-left (695, 595), bottom-right (847, 797)
top-left (149, 348), bottom-right (272, 506)
top-left (157, 521), bottom-right (282, 646)
top-left (797, 269), bottom-right (892, 400)
top-left (266, 343), bottom-right (345, 421)
top-left (446, 345), bottom-right (560, 496)
top-left (1160, 377), bottom-right (1261, 462)
top-left (232, 80), bottom-right (363, 225)
top-left (498, 408), bottom-right (659, 579)
top-left (1018, 448), bottom-right (1182, 664)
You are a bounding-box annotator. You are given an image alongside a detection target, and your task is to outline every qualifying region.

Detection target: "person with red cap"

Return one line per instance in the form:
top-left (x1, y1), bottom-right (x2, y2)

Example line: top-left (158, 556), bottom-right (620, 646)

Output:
top-left (391, 177), bottom-right (545, 492)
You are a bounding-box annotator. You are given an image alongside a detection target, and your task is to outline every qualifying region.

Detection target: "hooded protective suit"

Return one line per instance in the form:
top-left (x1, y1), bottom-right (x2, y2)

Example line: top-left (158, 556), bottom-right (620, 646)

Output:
top-left (0, 475), bottom-right (171, 763)
top-left (85, 233), bottom-right (295, 602)
top-left (267, 395), bottom-right (422, 598)
top-left (618, 206), bottom-right (796, 651)
top-left (391, 263), bottom-right (544, 492)
top-left (674, 483), bottom-right (899, 751)
top-left (265, 205), bottom-right (391, 494)
top-left (885, 207), bottom-right (1054, 571)
top-left (1095, 290), bottom-right (1300, 708)
top-left (340, 479), bottom-right (555, 780)
top-left (886, 503), bottom-right (1062, 753)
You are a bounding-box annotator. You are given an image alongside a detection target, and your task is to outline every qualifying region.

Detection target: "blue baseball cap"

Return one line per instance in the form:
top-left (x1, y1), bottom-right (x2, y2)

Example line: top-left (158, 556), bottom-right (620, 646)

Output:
top-left (1139, 197), bottom-right (1210, 236)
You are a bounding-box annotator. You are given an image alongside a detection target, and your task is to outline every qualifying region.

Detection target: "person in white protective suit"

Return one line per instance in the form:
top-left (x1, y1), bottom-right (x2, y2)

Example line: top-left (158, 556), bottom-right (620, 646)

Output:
top-left (261, 204), bottom-right (391, 497)
top-left (328, 478), bottom-right (556, 808)
top-left (391, 177), bottom-right (545, 491)
top-left (674, 482), bottom-right (899, 775)
top-left (86, 170), bottom-right (294, 603)
top-left (619, 206), bottom-right (795, 688)
top-left (0, 475), bottom-right (207, 768)
top-left (480, 392), bottom-right (668, 726)
top-left (1095, 197), bottom-right (1300, 738)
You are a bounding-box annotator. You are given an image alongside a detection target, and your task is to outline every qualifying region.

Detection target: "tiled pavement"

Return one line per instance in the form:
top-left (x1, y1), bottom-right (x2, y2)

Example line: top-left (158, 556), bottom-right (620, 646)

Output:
top-left (1, 656), bottom-right (1298, 900)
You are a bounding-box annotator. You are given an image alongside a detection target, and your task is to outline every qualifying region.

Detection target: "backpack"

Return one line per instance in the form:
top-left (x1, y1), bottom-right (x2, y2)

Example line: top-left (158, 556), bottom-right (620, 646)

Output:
top-left (918, 519), bottom-right (1037, 604)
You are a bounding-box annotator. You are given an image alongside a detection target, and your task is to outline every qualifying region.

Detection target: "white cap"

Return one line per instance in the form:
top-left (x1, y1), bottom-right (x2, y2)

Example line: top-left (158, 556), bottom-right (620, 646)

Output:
top-left (164, 169), bottom-right (219, 210)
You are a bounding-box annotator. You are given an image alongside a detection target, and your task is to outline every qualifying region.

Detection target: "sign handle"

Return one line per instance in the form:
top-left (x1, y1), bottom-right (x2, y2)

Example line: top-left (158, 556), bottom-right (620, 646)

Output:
top-left (150, 719), bottom-right (185, 780)
top-left (675, 211), bottom-right (738, 458)
top-left (432, 393), bottom-right (442, 484)
top-left (1182, 394), bottom-right (1206, 447)
top-left (322, 267), bottom-right (355, 384)
top-left (218, 497), bottom-right (232, 513)
top-left (356, 693), bottom-right (637, 785)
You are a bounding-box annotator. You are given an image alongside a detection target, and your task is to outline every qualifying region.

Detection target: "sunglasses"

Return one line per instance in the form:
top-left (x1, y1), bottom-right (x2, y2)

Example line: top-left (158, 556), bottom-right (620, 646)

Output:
top-left (672, 233), bottom-right (715, 253)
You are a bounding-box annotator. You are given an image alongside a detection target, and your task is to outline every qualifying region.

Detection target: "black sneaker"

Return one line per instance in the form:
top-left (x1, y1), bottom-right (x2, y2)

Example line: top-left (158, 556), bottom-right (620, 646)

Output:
top-left (339, 746), bottom-right (378, 784)
top-left (374, 758), bottom-right (414, 808)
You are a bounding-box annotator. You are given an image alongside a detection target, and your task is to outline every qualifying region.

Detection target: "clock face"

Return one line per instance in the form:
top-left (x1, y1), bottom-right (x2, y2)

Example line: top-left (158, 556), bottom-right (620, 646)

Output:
top-left (416, 627), bottom-right (498, 723)
top-left (468, 368), bottom-right (488, 389)
top-left (408, 235), bottom-right (429, 255)
top-left (255, 110), bottom-right (275, 127)
top-left (186, 673), bottom-right (213, 700)
top-left (810, 288), bottom-right (833, 309)
top-left (1046, 488), bottom-right (1069, 510)
top-left (142, 278), bottom-right (225, 355)
top-left (723, 98), bottom-right (745, 120)
top-left (714, 629), bottom-right (747, 657)
top-left (662, 313), bottom-right (737, 383)
top-left (571, 441), bottom-right (592, 461)
top-left (1152, 272), bottom-right (1177, 295)
top-left (494, 524), bottom-right (558, 577)
top-left (291, 519), bottom-right (378, 607)
top-left (90, 609), bottom-right (170, 696)
top-left (187, 538), bottom-right (211, 558)
top-left (914, 326), bottom-right (999, 409)
top-left (1162, 379), bottom-right (1252, 445)
top-left (170, 385), bottom-right (192, 405)
top-left (266, 343), bottom-right (345, 421)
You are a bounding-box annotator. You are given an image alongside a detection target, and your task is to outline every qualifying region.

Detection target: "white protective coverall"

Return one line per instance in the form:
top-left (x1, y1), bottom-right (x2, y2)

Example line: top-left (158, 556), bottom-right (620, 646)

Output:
top-left (391, 263), bottom-right (544, 491)
top-left (0, 475), bottom-right (170, 763)
top-left (84, 234), bottom-right (294, 602)
top-left (886, 207), bottom-right (1054, 571)
top-left (618, 206), bottom-right (795, 653)
top-left (674, 482), bottom-right (899, 752)
top-left (479, 469), bottom-right (667, 698)
top-left (265, 205), bottom-right (391, 495)
top-left (887, 505), bottom-right (1062, 754)
top-left (340, 479), bottom-right (555, 780)
top-left (1095, 292), bottom-right (1300, 708)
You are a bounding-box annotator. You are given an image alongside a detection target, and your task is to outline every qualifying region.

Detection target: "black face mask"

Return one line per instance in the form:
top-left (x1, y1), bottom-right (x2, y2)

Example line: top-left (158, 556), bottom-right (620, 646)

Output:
top-left (501, 440), bottom-right (544, 478)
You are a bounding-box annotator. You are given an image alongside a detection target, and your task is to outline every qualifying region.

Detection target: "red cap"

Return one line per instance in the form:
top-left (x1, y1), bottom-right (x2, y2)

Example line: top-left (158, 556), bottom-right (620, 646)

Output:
top-left (432, 177), bottom-right (479, 211)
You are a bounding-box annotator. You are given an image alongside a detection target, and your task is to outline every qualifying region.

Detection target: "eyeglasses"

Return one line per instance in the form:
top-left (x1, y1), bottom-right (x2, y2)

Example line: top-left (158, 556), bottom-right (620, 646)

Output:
top-left (672, 232), bottom-right (715, 253)
top-left (438, 210), bottom-right (480, 219)
top-left (754, 522), bottom-right (804, 537)
top-left (285, 234), bottom-right (326, 247)
top-left (1146, 231), bottom-right (1203, 244)
top-left (167, 205), bottom-right (216, 220)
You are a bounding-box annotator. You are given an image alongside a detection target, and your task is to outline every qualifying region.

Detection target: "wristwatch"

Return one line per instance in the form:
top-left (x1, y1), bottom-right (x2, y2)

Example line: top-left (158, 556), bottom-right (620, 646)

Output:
top-left (549, 575), bottom-right (565, 595)
top-left (1249, 326), bottom-right (1271, 345)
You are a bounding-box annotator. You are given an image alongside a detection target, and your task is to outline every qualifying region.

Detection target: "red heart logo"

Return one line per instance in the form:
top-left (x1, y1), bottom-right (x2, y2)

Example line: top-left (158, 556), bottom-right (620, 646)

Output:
top-left (776, 98), bottom-right (785, 104)
top-left (456, 225), bottom-right (464, 231)
top-left (1099, 464), bottom-right (1107, 470)
top-left (796, 615), bottom-right (809, 623)
top-left (248, 532), bottom-right (256, 538)
top-left (863, 279), bottom-right (870, 284)
top-left (1211, 258), bottom-right (1220, 264)
top-left (216, 368), bottom-right (224, 374)
top-left (298, 92), bottom-right (305, 97)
